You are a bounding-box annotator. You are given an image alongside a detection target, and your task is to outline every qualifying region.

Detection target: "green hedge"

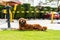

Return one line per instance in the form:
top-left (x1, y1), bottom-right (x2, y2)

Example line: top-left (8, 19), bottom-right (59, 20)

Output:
top-left (0, 6), bottom-right (5, 18)
top-left (0, 4), bottom-right (58, 19)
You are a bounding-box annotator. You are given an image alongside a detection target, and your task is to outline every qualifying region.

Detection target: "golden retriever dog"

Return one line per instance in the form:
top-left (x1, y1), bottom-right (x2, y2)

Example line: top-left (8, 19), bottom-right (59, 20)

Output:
top-left (19, 18), bottom-right (47, 31)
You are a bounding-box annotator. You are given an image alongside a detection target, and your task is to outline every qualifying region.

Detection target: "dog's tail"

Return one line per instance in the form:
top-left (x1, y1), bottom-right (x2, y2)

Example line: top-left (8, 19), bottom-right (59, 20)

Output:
top-left (42, 26), bottom-right (47, 31)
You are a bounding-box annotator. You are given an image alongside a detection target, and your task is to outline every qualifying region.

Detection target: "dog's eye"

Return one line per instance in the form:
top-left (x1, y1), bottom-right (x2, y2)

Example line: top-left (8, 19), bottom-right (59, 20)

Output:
top-left (23, 21), bottom-right (24, 22)
top-left (21, 20), bottom-right (22, 21)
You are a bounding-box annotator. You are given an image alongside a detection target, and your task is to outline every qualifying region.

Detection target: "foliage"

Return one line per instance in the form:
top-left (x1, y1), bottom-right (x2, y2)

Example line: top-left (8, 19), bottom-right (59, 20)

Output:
top-left (0, 4), bottom-right (58, 19)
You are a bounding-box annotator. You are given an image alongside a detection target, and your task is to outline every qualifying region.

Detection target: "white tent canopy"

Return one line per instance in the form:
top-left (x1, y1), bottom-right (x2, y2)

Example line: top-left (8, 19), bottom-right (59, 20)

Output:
top-left (0, 0), bottom-right (20, 2)
top-left (0, 0), bottom-right (21, 5)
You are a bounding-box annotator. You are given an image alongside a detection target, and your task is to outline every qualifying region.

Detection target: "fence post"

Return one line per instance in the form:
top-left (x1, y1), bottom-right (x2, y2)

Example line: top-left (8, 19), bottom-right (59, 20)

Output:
top-left (51, 11), bottom-right (54, 23)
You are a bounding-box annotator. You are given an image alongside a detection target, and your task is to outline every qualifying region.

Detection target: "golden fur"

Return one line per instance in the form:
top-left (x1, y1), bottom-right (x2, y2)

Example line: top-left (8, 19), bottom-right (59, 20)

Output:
top-left (19, 18), bottom-right (47, 31)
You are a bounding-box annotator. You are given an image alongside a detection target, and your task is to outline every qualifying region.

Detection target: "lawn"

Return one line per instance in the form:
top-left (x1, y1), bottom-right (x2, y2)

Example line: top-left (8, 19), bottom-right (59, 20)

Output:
top-left (0, 30), bottom-right (60, 40)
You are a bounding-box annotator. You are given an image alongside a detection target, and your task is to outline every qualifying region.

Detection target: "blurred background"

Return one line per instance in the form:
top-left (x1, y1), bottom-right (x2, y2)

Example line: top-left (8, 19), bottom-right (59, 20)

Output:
top-left (0, 0), bottom-right (60, 19)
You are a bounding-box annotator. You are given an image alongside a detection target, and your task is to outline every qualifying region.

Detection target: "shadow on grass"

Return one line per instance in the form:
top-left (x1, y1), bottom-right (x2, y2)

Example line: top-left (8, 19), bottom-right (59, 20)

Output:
top-left (0, 29), bottom-right (50, 32)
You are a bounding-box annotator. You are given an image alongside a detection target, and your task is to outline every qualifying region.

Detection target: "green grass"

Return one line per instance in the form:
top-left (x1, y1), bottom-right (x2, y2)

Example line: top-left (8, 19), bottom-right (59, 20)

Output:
top-left (0, 30), bottom-right (60, 40)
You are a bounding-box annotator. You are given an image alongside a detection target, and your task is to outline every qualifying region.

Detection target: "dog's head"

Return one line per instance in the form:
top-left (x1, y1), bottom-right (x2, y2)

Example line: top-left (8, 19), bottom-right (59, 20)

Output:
top-left (19, 18), bottom-right (26, 25)
top-left (42, 26), bottom-right (47, 31)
